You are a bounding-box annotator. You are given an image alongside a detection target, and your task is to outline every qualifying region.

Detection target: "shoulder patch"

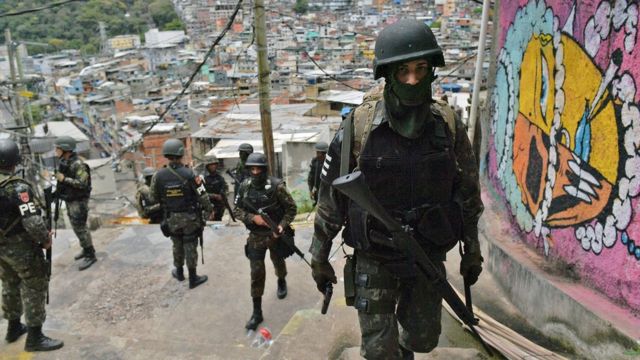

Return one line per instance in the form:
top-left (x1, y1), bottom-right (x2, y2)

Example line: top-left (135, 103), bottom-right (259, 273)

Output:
top-left (19, 191), bottom-right (29, 203)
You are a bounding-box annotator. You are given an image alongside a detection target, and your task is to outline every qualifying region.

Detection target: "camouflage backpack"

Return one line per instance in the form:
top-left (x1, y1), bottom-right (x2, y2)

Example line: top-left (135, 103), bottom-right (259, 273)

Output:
top-left (341, 82), bottom-right (458, 176)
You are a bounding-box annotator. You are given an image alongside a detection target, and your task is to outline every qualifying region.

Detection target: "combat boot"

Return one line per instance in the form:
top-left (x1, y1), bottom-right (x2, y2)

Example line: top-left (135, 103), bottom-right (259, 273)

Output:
top-left (78, 247), bottom-right (97, 271)
top-left (5, 319), bottom-right (26, 343)
top-left (245, 297), bottom-right (263, 331)
top-left (24, 326), bottom-right (64, 352)
top-left (172, 267), bottom-right (185, 281)
top-left (73, 248), bottom-right (88, 260)
top-left (188, 268), bottom-right (207, 289)
top-left (400, 345), bottom-right (414, 360)
top-left (277, 277), bottom-right (287, 299)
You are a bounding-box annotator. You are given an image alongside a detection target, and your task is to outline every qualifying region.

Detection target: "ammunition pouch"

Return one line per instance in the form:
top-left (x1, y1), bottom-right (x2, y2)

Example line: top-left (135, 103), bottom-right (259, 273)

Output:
top-left (415, 200), bottom-right (463, 252)
top-left (343, 255), bottom-right (356, 306)
top-left (245, 243), bottom-right (267, 261)
top-left (354, 297), bottom-right (396, 314)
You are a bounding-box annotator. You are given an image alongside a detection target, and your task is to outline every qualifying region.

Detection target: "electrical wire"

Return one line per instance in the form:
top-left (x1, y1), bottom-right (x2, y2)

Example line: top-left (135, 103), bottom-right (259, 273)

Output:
top-left (0, 0), bottom-right (86, 18)
top-left (114, 0), bottom-right (243, 158)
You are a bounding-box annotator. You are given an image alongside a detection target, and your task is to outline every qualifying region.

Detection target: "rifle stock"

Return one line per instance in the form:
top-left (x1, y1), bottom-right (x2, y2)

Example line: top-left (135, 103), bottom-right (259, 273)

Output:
top-left (43, 185), bottom-right (54, 304)
top-left (331, 171), bottom-right (492, 354)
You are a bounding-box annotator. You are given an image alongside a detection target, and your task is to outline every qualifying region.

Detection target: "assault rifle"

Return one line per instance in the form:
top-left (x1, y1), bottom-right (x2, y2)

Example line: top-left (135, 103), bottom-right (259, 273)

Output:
top-left (332, 171), bottom-right (492, 355)
top-left (225, 169), bottom-right (241, 187)
top-left (220, 192), bottom-right (236, 222)
top-left (241, 199), bottom-right (334, 314)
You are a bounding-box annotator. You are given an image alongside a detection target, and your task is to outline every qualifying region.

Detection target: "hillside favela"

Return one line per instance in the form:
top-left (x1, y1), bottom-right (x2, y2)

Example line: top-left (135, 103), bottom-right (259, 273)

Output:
top-left (0, 0), bottom-right (638, 359)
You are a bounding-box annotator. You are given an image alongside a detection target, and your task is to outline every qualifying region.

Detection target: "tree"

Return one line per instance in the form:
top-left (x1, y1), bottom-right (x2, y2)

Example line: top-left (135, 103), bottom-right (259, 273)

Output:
top-left (163, 19), bottom-right (185, 31)
top-left (294, 0), bottom-right (308, 14)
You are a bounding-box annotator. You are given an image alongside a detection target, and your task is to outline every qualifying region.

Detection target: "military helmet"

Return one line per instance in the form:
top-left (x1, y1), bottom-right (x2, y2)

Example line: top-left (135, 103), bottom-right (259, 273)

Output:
top-left (238, 143), bottom-right (254, 153)
top-left (142, 167), bottom-right (156, 177)
top-left (314, 141), bottom-right (329, 152)
top-left (162, 139), bottom-right (185, 157)
top-left (204, 154), bottom-right (219, 165)
top-left (0, 139), bottom-right (20, 168)
top-left (373, 19), bottom-right (445, 80)
top-left (245, 152), bottom-right (268, 167)
top-left (54, 136), bottom-right (76, 152)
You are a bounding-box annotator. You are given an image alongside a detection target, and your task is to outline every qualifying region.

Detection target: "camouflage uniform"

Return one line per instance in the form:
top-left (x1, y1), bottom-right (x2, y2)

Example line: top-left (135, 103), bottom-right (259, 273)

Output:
top-left (57, 154), bottom-right (93, 250)
top-left (135, 183), bottom-right (162, 224)
top-left (150, 162), bottom-right (213, 271)
top-left (0, 171), bottom-right (49, 328)
top-left (310, 101), bottom-right (483, 358)
top-left (231, 159), bottom-right (250, 196)
top-left (307, 157), bottom-right (322, 203)
top-left (203, 169), bottom-right (228, 221)
top-left (233, 177), bottom-right (297, 298)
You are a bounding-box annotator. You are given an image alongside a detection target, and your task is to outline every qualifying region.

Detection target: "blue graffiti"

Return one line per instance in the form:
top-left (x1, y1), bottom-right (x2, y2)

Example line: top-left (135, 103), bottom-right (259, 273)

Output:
top-left (574, 101), bottom-right (592, 163)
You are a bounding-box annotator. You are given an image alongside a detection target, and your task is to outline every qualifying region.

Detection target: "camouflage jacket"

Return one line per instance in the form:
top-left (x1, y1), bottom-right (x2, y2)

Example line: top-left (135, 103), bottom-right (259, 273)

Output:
top-left (0, 171), bottom-right (49, 246)
top-left (307, 157), bottom-right (323, 192)
top-left (309, 105), bottom-right (484, 262)
top-left (57, 154), bottom-right (91, 201)
top-left (233, 177), bottom-right (297, 235)
top-left (135, 183), bottom-right (161, 218)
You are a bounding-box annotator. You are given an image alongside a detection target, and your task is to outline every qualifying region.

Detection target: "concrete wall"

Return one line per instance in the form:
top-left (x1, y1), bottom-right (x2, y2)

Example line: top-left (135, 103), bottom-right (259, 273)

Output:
top-left (488, 0), bottom-right (640, 312)
top-left (283, 142), bottom-right (317, 209)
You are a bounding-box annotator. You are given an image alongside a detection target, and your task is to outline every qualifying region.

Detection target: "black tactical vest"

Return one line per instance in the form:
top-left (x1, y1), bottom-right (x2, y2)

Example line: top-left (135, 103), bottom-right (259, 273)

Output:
top-left (0, 177), bottom-right (31, 237)
top-left (240, 177), bottom-right (285, 232)
top-left (204, 172), bottom-right (226, 195)
top-left (57, 155), bottom-right (92, 201)
top-left (348, 115), bottom-right (462, 252)
top-left (155, 164), bottom-right (199, 213)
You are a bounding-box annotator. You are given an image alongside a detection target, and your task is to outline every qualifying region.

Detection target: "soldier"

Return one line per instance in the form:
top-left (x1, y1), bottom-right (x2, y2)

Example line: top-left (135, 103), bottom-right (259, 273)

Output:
top-left (202, 155), bottom-right (228, 221)
top-left (150, 139), bottom-right (212, 289)
top-left (0, 139), bottom-right (64, 351)
top-left (54, 136), bottom-right (97, 271)
top-left (309, 20), bottom-right (484, 359)
top-left (307, 142), bottom-right (328, 205)
top-left (231, 143), bottom-right (253, 195)
top-left (233, 153), bottom-right (297, 331)
top-left (135, 167), bottom-right (162, 224)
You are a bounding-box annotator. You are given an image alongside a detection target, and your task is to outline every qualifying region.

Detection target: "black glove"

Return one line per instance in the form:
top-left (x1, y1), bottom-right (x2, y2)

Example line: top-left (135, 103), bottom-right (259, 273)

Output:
top-left (460, 252), bottom-right (483, 285)
top-left (311, 259), bottom-right (337, 293)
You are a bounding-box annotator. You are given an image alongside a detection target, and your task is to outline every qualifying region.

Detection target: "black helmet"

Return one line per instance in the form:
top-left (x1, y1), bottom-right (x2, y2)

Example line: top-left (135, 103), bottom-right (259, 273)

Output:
top-left (0, 139), bottom-right (20, 168)
top-left (54, 136), bottom-right (76, 152)
top-left (314, 141), bottom-right (329, 152)
top-left (373, 19), bottom-right (445, 80)
top-left (142, 167), bottom-right (156, 177)
top-left (162, 139), bottom-right (185, 157)
top-left (245, 152), bottom-right (268, 167)
top-left (204, 154), bottom-right (219, 165)
top-left (238, 143), bottom-right (254, 153)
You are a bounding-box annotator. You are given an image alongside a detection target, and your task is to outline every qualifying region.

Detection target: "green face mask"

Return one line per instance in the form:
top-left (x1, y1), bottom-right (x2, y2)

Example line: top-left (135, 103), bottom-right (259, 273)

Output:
top-left (383, 79), bottom-right (433, 139)
top-left (388, 74), bottom-right (432, 106)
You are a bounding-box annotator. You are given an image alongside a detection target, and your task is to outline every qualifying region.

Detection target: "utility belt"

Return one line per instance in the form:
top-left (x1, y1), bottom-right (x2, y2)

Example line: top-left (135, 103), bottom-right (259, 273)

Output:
top-left (160, 207), bottom-right (201, 237)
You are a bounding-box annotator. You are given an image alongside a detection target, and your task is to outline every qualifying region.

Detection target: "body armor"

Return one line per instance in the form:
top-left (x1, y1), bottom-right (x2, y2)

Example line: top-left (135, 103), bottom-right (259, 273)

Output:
top-left (57, 156), bottom-right (91, 201)
top-left (347, 114), bottom-right (462, 253)
top-left (239, 177), bottom-right (284, 233)
top-left (155, 164), bottom-right (199, 214)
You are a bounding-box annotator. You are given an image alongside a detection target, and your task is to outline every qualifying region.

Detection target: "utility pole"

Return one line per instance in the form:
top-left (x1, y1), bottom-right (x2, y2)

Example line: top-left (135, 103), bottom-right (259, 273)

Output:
top-left (5, 29), bottom-right (23, 127)
top-left (254, 0), bottom-right (276, 175)
top-left (467, 0), bottom-right (491, 145)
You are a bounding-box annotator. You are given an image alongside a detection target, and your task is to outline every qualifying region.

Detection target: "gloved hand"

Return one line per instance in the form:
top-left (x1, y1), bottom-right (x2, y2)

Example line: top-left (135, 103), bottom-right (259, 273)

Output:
top-left (460, 252), bottom-right (483, 285)
top-left (55, 173), bottom-right (65, 182)
top-left (311, 259), bottom-right (337, 293)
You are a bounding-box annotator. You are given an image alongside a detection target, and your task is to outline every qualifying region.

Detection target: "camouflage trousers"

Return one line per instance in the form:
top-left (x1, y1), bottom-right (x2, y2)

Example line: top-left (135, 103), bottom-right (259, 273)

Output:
top-left (66, 199), bottom-right (94, 249)
top-left (171, 235), bottom-right (199, 270)
top-left (355, 252), bottom-right (444, 359)
top-left (0, 237), bottom-right (48, 327)
top-left (245, 233), bottom-right (287, 298)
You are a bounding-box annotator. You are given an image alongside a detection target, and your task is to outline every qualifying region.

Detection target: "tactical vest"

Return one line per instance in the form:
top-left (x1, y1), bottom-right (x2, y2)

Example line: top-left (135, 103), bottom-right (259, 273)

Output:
top-left (345, 99), bottom-right (463, 253)
top-left (204, 172), bottom-right (226, 195)
top-left (239, 177), bottom-right (285, 232)
top-left (57, 156), bottom-right (92, 201)
top-left (155, 165), bottom-right (199, 213)
top-left (0, 176), bottom-right (32, 237)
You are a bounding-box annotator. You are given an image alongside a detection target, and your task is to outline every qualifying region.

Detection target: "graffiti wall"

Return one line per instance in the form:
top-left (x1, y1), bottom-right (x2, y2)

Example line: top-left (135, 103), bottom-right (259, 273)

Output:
top-left (489, 0), bottom-right (640, 311)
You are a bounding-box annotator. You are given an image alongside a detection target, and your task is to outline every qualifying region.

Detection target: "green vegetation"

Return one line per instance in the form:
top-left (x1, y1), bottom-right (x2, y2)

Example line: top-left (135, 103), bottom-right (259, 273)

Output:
top-left (430, 20), bottom-right (441, 29)
top-left (294, 0), bottom-right (309, 14)
top-left (0, 0), bottom-right (183, 55)
top-left (290, 189), bottom-right (315, 215)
